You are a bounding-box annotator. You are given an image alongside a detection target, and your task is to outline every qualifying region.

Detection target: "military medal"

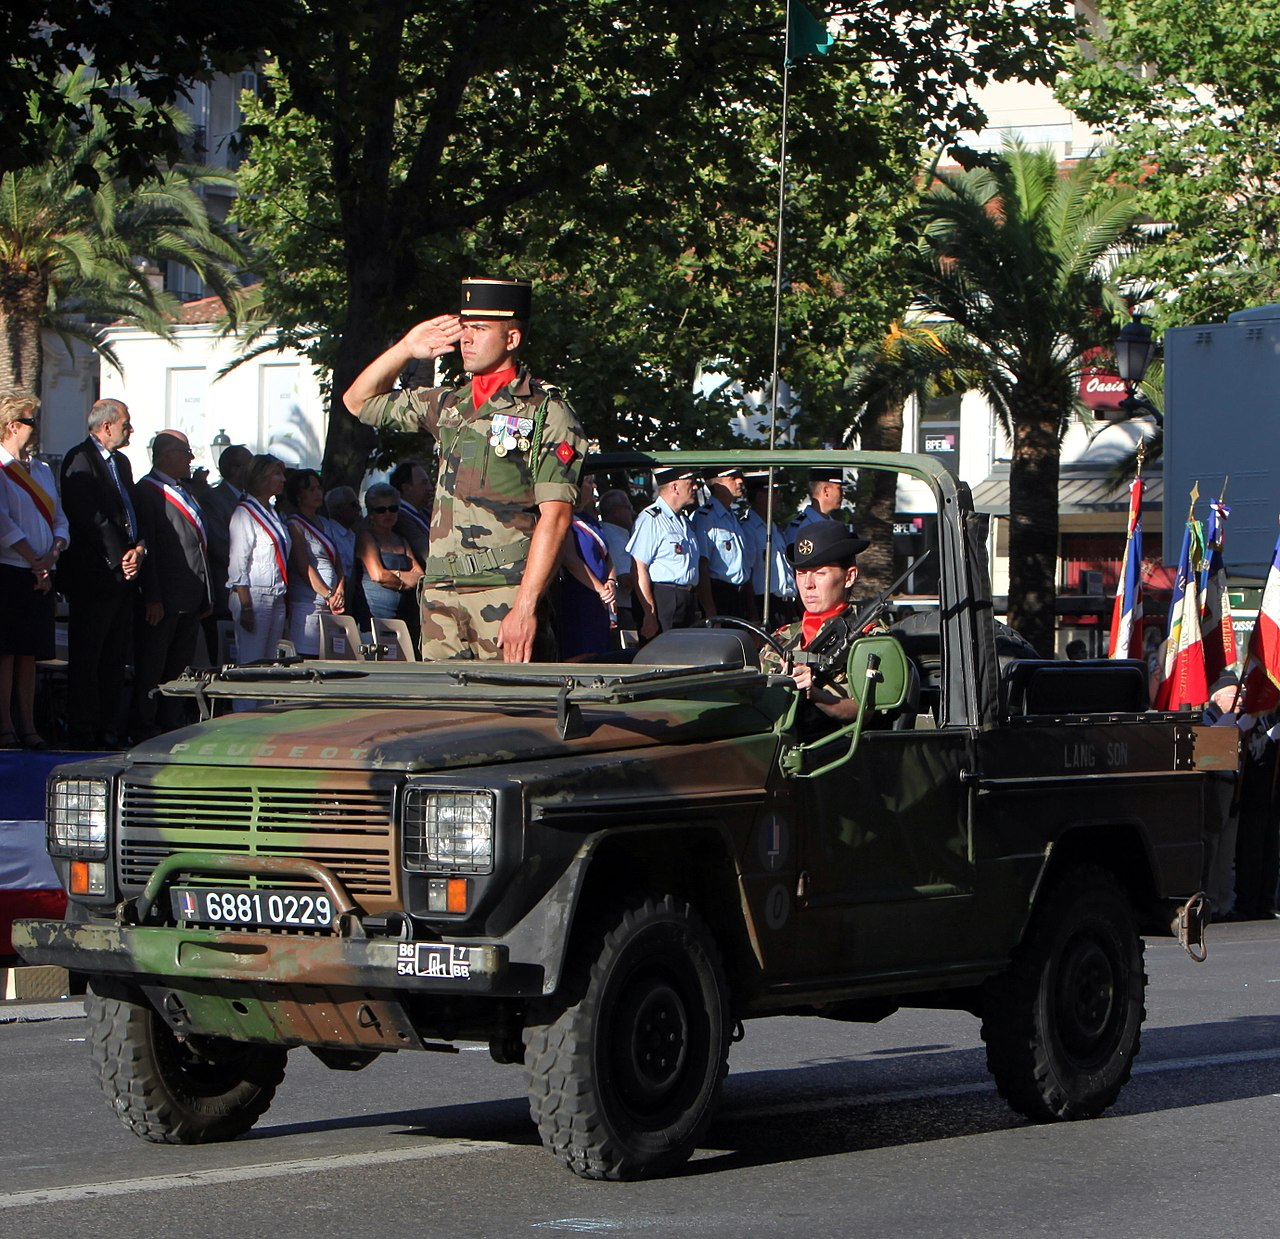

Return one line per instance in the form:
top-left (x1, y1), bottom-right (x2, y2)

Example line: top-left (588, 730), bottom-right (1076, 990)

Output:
top-left (516, 437), bottom-right (531, 452)
top-left (490, 413), bottom-right (526, 454)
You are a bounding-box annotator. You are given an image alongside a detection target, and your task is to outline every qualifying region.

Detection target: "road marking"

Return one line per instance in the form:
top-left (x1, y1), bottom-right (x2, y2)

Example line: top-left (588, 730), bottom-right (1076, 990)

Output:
top-left (0, 1140), bottom-right (510, 1210)
top-left (8, 1044), bottom-right (1280, 1209)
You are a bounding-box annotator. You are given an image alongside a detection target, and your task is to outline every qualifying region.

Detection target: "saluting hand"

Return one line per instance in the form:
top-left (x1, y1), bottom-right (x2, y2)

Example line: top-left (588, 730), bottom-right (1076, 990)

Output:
top-left (401, 316), bottom-right (463, 361)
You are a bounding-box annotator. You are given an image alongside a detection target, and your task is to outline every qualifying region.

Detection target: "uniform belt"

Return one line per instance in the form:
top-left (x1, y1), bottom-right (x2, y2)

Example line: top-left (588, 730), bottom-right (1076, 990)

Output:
top-left (424, 537), bottom-right (531, 581)
top-left (653, 582), bottom-right (695, 592)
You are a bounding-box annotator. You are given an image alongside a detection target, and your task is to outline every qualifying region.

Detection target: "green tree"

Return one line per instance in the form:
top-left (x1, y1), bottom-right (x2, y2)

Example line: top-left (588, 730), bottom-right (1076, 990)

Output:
top-left (0, 69), bottom-right (248, 392)
top-left (907, 140), bottom-right (1143, 655)
top-left (229, 0), bottom-right (1073, 485)
top-left (0, 1), bottom-right (301, 182)
top-left (1061, 0), bottom-right (1280, 327)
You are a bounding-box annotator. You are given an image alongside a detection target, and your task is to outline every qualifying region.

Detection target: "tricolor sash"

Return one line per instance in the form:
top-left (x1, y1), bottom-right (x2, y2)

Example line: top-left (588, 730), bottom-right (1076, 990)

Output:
top-left (144, 475), bottom-right (207, 549)
top-left (573, 516), bottom-right (609, 559)
top-left (240, 495), bottom-right (289, 585)
top-left (2, 459), bottom-right (56, 530)
top-left (288, 513), bottom-right (339, 568)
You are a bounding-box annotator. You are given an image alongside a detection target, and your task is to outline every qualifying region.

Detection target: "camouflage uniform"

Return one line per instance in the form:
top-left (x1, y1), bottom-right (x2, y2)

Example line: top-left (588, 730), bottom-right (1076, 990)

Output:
top-left (358, 367), bottom-right (586, 659)
top-left (759, 609), bottom-right (852, 701)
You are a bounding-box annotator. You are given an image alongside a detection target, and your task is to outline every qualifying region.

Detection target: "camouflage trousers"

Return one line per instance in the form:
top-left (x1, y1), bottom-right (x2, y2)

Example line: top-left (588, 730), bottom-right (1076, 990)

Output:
top-left (419, 582), bottom-right (556, 661)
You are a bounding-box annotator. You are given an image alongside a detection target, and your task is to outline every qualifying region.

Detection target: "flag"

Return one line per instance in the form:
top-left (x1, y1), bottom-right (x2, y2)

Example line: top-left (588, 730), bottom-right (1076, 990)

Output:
top-left (786, 1), bottom-right (834, 63)
top-left (1199, 499), bottom-right (1236, 683)
top-left (1108, 476), bottom-right (1144, 659)
top-left (1241, 522), bottom-right (1280, 716)
top-left (1153, 517), bottom-right (1209, 709)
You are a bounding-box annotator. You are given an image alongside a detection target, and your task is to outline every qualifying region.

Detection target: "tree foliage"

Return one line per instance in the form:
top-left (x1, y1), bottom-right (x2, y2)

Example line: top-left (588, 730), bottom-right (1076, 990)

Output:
top-left (229, 0), bottom-right (1073, 485)
top-left (0, 68), bottom-right (249, 392)
top-left (906, 140), bottom-right (1144, 654)
top-left (1061, 0), bottom-right (1280, 327)
top-left (0, 0), bottom-right (301, 183)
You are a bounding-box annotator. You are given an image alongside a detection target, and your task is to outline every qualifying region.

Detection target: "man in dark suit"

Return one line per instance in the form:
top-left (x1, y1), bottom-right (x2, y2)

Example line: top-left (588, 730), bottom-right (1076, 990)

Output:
top-left (131, 430), bottom-right (212, 739)
top-left (59, 398), bottom-right (147, 747)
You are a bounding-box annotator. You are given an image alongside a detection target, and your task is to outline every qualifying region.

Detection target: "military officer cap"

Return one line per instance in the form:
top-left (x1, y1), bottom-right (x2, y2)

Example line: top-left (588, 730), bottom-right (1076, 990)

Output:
top-left (460, 275), bottom-right (533, 320)
top-left (704, 465), bottom-right (745, 482)
top-left (809, 467), bottom-right (846, 485)
top-left (744, 470), bottom-right (775, 495)
top-left (654, 466), bottom-right (698, 486)
top-left (787, 520), bottom-right (870, 568)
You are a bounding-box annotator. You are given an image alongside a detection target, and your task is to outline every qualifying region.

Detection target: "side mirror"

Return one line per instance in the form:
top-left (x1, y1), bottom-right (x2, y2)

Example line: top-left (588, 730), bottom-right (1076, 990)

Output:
top-left (845, 635), bottom-right (912, 713)
top-left (780, 635), bottom-right (913, 779)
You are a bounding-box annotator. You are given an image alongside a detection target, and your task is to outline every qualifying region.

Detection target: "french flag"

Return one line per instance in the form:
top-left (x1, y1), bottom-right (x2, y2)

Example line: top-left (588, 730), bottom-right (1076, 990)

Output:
top-left (1108, 476), bottom-right (1144, 659)
top-left (1154, 518), bottom-right (1209, 709)
top-left (1241, 523), bottom-right (1280, 716)
top-left (1200, 499), bottom-right (1236, 684)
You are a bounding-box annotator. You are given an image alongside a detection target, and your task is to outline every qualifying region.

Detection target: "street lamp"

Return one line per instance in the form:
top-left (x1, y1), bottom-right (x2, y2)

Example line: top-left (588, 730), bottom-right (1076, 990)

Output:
top-left (209, 427), bottom-right (231, 462)
top-left (1113, 317), bottom-right (1163, 425)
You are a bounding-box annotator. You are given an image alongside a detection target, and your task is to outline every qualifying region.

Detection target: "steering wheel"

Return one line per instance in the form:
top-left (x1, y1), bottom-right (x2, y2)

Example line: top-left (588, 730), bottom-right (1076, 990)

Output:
top-left (699, 615), bottom-right (789, 659)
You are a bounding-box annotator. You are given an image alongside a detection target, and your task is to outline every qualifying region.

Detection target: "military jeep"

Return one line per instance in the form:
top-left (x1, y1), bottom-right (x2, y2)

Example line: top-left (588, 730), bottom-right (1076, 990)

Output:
top-left (15, 450), bottom-right (1236, 1180)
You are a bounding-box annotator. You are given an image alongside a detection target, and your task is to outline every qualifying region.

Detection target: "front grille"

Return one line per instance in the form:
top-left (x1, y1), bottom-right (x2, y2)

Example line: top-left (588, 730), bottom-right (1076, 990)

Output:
top-left (118, 778), bottom-right (397, 899)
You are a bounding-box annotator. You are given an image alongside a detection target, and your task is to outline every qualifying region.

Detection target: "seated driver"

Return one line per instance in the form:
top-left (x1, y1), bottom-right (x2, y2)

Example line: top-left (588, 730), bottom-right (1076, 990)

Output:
top-left (759, 521), bottom-right (874, 725)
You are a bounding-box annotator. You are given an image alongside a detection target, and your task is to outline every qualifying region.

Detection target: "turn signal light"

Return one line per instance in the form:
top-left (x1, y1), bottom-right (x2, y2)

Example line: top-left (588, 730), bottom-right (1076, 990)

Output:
top-left (427, 877), bottom-right (469, 914)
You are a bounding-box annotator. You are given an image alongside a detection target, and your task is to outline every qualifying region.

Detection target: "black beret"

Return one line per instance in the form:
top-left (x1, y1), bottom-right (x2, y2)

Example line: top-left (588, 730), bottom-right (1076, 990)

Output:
top-left (460, 275), bottom-right (532, 320)
top-left (787, 520), bottom-right (870, 568)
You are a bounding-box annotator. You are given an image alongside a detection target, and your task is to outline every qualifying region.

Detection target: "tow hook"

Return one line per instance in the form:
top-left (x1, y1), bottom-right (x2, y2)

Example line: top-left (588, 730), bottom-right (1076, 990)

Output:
top-left (1174, 892), bottom-right (1208, 963)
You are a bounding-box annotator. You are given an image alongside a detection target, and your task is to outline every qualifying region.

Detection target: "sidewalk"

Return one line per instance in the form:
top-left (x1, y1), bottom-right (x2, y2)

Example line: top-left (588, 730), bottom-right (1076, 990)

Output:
top-left (0, 997), bottom-right (84, 1024)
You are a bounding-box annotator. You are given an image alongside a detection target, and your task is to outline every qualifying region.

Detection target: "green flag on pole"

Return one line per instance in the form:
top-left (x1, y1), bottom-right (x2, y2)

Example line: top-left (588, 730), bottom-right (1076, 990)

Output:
top-left (786, 0), bottom-right (834, 64)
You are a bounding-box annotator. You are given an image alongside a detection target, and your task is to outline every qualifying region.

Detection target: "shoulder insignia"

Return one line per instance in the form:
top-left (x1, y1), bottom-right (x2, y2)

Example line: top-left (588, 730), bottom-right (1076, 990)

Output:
top-left (642, 504), bottom-right (661, 517)
top-left (555, 440), bottom-right (578, 465)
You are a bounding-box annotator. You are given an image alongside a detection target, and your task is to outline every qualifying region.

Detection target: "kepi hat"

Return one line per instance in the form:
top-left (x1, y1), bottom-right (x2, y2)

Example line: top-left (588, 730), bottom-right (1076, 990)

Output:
top-left (787, 519), bottom-right (870, 568)
top-left (460, 275), bottom-right (532, 320)
top-left (654, 466), bottom-right (698, 486)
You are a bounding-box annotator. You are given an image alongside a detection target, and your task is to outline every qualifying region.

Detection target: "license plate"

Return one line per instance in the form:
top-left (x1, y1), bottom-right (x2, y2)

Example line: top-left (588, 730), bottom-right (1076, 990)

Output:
top-left (171, 886), bottom-right (336, 929)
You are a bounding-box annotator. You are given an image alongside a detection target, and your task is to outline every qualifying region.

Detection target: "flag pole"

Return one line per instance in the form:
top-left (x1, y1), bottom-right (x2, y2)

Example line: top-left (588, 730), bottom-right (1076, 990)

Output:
top-left (760, 4), bottom-right (795, 628)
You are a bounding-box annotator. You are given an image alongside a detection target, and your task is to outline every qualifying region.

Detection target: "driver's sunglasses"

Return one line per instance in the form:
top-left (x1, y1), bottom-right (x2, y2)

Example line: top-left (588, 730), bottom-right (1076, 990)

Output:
top-left (13, 416), bottom-right (36, 426)
top-left (368, 504), bottom-right (400, 514)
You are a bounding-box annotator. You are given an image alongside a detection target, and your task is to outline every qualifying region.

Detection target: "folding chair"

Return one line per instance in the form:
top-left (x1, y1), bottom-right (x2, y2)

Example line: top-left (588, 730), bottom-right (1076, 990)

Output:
top-left (370, 616), bottom-right (418, 662)
top-left (318, 612), bottom-right (365, 661)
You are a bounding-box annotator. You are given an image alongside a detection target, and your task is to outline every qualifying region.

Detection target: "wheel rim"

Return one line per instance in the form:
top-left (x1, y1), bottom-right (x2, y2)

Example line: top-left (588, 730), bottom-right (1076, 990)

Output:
top-left (609, 966), bottom-right (700, 1123)
top-left (1054, 931), bottom-right (1120, 1063)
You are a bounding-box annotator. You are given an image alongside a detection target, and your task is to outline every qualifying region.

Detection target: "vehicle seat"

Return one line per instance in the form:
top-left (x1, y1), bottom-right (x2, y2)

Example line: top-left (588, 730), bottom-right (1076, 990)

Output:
top-left (632, 629), bottom-right (758, 670)
top-left (1001, 659), bottom-right (1150, 716)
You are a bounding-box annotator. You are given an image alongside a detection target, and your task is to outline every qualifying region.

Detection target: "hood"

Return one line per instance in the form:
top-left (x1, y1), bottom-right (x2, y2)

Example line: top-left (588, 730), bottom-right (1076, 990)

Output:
top-left (126, 690), bottom-right (787, 772)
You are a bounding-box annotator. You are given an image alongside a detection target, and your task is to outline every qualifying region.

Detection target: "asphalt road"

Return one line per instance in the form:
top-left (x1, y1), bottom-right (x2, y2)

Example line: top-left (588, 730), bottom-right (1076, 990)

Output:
top-left (3, 921), bottom-right (1280, 1238)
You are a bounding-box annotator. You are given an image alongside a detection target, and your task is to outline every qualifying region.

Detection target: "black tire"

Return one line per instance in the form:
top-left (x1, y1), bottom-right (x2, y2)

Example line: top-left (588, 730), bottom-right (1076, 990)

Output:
top-left (523, 895), bottom-right (731, 1180)
top-left (86, 980), bottom-right (287, 1143)
top-left (981, 865), bottom-right (1146, 1121)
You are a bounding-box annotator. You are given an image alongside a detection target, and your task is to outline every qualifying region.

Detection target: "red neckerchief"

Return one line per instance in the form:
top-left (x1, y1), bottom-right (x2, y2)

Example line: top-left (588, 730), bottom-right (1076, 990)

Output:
top-left (801, 602), bottom-right (847, 648)
top-left (471, 366), bottom-right (517, 409)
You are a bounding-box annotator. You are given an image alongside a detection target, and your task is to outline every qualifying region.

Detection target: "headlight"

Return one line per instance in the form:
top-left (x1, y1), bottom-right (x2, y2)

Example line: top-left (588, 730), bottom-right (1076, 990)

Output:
top-left (402, 789), bottom-right (494, 873)
top-left (47, 777), bottom-right (110, 858)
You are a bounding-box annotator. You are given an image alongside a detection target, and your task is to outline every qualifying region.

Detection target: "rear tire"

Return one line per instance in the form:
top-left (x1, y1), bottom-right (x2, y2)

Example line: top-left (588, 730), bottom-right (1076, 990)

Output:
top-left (981, 865), bottom-right (1145, 1121)
top-left (524, 896), bottom-right (731, 1180)
top-left (86, 980), bottom-right (286, 1143)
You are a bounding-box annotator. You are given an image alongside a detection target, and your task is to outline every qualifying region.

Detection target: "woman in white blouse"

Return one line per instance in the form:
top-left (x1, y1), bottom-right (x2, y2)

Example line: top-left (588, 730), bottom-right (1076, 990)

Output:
top-left (227, 454), bottom-right (288, 692)
top-left (0, 392), bottom-right (69, 748)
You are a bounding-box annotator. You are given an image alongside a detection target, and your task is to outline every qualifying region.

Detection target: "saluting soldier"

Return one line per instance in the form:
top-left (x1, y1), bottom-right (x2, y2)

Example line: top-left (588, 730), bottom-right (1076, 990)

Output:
top-left (343, 276), bottom-right (587, 662)
top-left (627, 466), bottom-right (704, 641)
top-left (692, 465), bottom-right (752, 620)
top-left (785, 466), bottom-right (847, 547)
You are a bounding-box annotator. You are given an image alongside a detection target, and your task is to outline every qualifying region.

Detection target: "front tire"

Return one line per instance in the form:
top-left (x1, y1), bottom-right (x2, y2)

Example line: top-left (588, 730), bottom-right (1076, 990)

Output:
top-left (86, 980), bottom-right (287, 1143)
top-left (981, 865), bottom-right (1146, 1121)
top-left (524, 896), bottom-right (731, 1180)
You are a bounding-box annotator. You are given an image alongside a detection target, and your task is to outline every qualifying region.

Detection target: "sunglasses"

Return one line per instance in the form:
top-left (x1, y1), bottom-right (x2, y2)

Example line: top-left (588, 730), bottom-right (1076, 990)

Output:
top-left (368, 504), bottom-right (400, 514)
top-left (13, 417), bottom-right (36, 426)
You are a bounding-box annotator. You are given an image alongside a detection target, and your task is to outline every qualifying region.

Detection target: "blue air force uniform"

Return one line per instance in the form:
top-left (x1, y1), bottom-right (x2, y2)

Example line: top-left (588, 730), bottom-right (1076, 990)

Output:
top-left (627, 493), bottom-right (703, 631)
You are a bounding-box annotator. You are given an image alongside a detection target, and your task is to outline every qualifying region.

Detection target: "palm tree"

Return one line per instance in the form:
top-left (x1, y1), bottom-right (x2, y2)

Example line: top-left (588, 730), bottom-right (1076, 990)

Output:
top-left (907, 139), bottom-right (1143, 655)
top-left (0, 68), bottom-right (248, 392)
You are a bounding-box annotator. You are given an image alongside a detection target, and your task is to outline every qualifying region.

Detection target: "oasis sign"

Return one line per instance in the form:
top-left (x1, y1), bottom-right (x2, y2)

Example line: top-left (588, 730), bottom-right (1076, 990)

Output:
top-left (1080, 368), bottom-right (1127, 411)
